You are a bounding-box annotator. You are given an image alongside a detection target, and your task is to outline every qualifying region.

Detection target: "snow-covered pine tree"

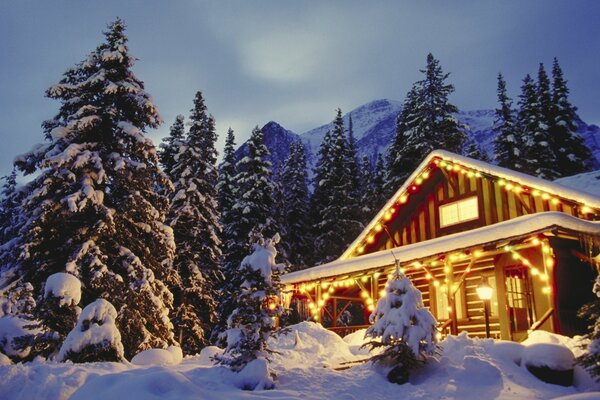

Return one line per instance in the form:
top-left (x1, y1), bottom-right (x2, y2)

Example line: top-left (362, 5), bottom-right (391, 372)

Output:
top-left (215, 126), bottom-right (278, 342)
top-left (537, 63), bottom-right (553, 137)
top-left (373, 153), bottom-right (387, 211)
top-left (577, 273), bottom-right (600, 380)
top-left (213, 128), bottom-right (238, 342)
top-left (0, 170), bottom-right (28, 290)
top-left (550, 58), bottom-right (593, 177)
top-left (218, 128), bottom-right (238, 263)
top-left (463, 136), bottom-right (489, 162)
top-left (493, 73), bottom-right (522, 170)
top-left (386, 54), bottom-right (465, 195)
top-left (159, 114), bottom-right (186, 180)
top-left (227, 126), bottom-right (278, 265)
top-left (516, 74), bottom-right (558, 179)
top-left (168, 91), bottom-right (222, 354)
top-left (364, 270), bottom-right (438, 384)
top-left (280, 140), bottom-right (312, 270)
top-left (312, 109), bottom-right (363, 264)
top-left (11, 19), bottom-right (177, 359)
top-left (215, 234), bottom-right (285, 390)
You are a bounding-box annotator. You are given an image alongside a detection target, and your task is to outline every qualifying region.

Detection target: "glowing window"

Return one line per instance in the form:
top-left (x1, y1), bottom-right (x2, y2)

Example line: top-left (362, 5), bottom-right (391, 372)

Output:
top-left (439, 196), bottom-right (479, 228)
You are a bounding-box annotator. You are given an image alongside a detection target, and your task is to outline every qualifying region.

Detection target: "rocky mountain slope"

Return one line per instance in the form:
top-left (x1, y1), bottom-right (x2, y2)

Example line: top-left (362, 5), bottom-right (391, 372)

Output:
top-left (236, 99), bottom-right (600, 179)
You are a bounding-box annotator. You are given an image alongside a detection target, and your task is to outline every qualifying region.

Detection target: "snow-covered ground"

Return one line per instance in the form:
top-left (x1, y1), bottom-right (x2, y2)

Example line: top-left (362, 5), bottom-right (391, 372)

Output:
top-left (1, 322), bottom-right (599, 400)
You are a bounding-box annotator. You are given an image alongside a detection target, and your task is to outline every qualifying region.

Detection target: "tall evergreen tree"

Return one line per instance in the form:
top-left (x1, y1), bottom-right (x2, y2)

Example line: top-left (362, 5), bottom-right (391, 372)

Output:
top-left (550, 58), bottom-right (594, 176)
top-left (537, 63), bottom-right (553, 132)
top-left (9, 19), bottom-right (177, 359)
top-left (386, 54), bottom-right (465, 194)
top-left (516, 74), bottom-right (557, 179)
top-left (280, 140), bottom-right (312, 270)
top-left (493, 73), bottom-right (522, 170)
top-left (312, 109), bottom-right (363, 263)
top-left (159, 114), bottom-right (185, 180)
top-left (215, 126), bottom-right (278, 340)
top-left (168, 91), bottom-right (222, 354)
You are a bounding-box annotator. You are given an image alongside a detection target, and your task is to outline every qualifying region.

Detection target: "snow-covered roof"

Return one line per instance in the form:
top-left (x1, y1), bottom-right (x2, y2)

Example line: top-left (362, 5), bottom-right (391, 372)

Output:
top-left (339, 150), bottom-right (600, 260)
top-left (282, 211), bottom-right (600, 284)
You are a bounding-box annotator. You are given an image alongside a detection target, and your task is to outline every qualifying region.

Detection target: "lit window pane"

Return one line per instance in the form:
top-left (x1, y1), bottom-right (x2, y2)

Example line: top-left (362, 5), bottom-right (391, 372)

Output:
top-left (440, 196), bottom-right (478, 228)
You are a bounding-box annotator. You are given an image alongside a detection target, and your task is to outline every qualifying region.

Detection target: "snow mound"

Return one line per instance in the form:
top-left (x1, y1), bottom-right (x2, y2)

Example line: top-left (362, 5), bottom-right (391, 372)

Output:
top-left (522, 343), bottom-right (574, 370)
top-left (232, 357), bottom-right (274, 390)
top-left (0, 315), bottom-right (42, 358)
top-left (70, 368), bottom-right (201, 400)
top-left (484, 340), bottom-right (525, 364)
top-left (132, 346), bottom-right (183, 366)
top-left (270, 322), bottom-right (357, 368)
top-left (0, 352), bottom-right (12, 365)
top-left (552, 393), bottom-right (600, 400)
top-left (197, 346), bottom-right (223, 366)
top-left (44, 272), bottom-right (81, 306)
top-left (58, 299), bottom-right (123, 362)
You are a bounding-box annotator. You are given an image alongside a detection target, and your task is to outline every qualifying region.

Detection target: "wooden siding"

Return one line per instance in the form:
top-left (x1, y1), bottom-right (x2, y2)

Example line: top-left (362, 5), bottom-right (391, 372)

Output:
top-left (362, 167), bottom-right (588, 257)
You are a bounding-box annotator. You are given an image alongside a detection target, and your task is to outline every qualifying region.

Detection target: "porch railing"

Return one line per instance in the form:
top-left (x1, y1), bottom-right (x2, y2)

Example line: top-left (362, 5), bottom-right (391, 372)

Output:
top-left (528, 308), bottom-right (554, 333)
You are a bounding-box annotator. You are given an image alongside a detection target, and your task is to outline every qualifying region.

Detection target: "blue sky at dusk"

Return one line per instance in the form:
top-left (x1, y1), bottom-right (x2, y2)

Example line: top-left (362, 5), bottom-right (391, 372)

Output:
top-left (1, 1), bottom-right (599, 177)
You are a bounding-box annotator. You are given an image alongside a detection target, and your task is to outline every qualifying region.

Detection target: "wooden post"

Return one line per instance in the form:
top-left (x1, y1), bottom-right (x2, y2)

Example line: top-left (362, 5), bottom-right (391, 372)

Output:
top-left (445, 258), bottom-right (458, 335)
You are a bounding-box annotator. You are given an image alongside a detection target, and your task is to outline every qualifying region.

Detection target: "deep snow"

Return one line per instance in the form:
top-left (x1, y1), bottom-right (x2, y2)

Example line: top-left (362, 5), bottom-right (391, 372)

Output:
top-left (1, 322), bottom-right (599, 400)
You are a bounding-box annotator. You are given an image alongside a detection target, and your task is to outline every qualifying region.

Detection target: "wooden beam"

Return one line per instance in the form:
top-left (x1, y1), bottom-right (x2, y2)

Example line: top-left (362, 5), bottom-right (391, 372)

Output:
top-left (441, 168), bottom-right (459, 195)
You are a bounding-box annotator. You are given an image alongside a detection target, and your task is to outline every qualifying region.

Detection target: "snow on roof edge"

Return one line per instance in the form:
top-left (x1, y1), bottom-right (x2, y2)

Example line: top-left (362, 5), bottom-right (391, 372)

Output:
top-left (282, 211), bottom-right (600, 284)
top-left (339, 150), bottom-right (600, 260)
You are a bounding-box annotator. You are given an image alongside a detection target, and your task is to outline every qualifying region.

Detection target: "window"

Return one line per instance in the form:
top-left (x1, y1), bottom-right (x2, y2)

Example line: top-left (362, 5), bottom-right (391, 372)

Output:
top-left (439, 196), bottom-right (479, 228)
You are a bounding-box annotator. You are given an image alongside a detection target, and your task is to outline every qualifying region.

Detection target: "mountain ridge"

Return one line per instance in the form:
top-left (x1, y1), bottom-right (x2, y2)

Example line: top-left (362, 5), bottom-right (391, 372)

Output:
top-left (235, 99), bottom-right (600, 179)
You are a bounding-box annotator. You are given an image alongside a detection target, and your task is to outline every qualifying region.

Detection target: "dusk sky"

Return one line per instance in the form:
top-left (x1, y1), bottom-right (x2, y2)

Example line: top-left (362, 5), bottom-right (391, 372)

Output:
top-left (1, 1), bottom-right (599, 177)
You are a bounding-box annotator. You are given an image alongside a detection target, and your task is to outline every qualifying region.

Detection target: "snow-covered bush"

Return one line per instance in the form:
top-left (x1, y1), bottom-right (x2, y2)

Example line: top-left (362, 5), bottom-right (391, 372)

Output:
top-left (58, 298), bottom-right (124, 363)
top-left (363, 271), bottom-right (438, 384)
top-left (6, 273), bottom-right (82, 361)
top-left (577, 274), bottom-right (600, 380)
top-left (215, 234), bottom-right (285, 390)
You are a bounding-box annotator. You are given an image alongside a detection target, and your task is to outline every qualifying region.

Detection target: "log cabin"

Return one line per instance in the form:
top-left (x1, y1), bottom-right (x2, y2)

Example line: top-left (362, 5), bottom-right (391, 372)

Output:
top-left (281, 150), bottom-right (600, 341)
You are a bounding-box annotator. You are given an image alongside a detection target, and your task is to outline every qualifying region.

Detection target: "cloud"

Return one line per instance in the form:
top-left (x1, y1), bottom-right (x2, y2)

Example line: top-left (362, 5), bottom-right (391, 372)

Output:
top-left (239, 31), bottom-right (332, 84)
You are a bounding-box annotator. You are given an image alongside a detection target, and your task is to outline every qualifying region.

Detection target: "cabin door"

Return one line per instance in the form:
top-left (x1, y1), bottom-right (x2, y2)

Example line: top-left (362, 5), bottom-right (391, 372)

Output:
top-left (504, 266), bottom-right (535, 341)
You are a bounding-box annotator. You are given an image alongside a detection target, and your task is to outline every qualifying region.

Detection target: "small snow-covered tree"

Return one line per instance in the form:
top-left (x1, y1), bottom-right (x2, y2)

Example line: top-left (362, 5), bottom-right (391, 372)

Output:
top-left (364, 270), bottom-right (438, 384)
top-left (12, 273), bottom-right (82, 360)
top-left (216, 234), bottom-right (285, 390)
top-left (159, 114), bottom-right (186, 179)
top-left (464, 137), bottom-right (489, 162)
top-left (59, 298), bottom-right (124, 363)
top-left (577, 274), bottom-right (600, 380)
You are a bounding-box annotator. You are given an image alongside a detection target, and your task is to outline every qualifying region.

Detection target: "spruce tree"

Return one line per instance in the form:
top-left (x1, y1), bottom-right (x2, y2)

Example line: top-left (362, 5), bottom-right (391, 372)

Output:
top-left (215, 126), bottom-right (277, 341)
top-left (493, 73), bottom-right (522, 170)
top-left (312, 109), bottom-right (363, 263)
top-left (168, 91), bottom-right (222, 354)
top-left (373, 153), bottom-right (387, 210)
top-left (550, 58), bottom-right (593, 176)
top-left (11, 19), bottom-right (177, 359)
top-left (159, 114), bottom-right (185, 180)
top-left (516, 74), bottom-right (557, 179)
top-left (364, 270), bottom-right (438, 384)
top-left (386, 54), bottom-right (465, 194)
top-left (279, 140), bottom-right (312, 270)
